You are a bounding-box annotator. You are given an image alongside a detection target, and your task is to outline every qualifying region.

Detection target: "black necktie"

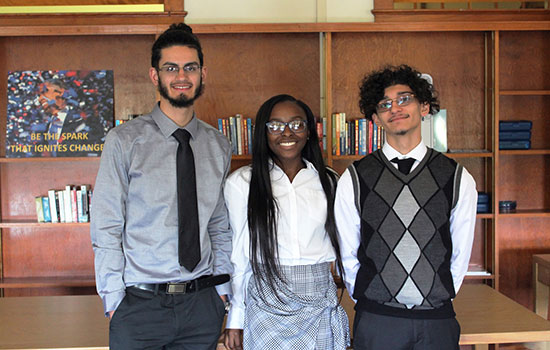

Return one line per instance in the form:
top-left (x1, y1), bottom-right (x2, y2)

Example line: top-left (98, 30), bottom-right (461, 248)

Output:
top-left (391, 157), bottom-right (415, 175)
top-left (173, 129), bottom-right (201, 271)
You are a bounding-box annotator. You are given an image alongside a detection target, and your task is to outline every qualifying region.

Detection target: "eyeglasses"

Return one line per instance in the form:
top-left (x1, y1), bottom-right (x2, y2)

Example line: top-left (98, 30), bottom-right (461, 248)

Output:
top-left (158, 63), bottom-right (201, 76)
top-left (265, 120), bottom-right (307, 134)
top-left (376, 93), bottom-right (416, 113)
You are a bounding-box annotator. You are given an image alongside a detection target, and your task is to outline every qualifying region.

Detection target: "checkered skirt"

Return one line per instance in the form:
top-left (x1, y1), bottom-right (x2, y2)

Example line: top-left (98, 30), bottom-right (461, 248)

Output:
top-left (243, 262), bottom-right (350, 350)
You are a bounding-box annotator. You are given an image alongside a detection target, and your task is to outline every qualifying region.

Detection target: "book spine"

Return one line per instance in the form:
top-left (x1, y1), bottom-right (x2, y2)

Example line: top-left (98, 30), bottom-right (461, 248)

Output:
top-left (64, 185), bottom-right (73, 223)
top-left (71, 187), bottom-right (78, 222)
top-left (332, 113), bottom-right (337, 155)
top-left (81, 185), bottom-right (89, 222)
top-left (236, 114), bottom-right (243, 155)
top-left (322, 117), bottom-right (327, 152)
top-left (48, 189), bottom-right (58, 223)
top-left (57, 190), bottom-right (65, 223)
top-left (42, 196), bottom-right (52, 223)
top-left (353, 119), bottom-right (361, 154)
top-left (372, 121), bottom-right (378, 152)
top-left (368, 120), bottom-right (373, 154)
top-left (35, 196), bottom-right (45, 223)
top-left (247, 118), bottom-right (253, 155)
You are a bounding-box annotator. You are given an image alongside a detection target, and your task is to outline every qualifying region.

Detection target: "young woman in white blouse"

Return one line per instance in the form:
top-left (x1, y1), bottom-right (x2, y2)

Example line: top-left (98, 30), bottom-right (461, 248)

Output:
top-left (223, 94), bottom-right (349, 350)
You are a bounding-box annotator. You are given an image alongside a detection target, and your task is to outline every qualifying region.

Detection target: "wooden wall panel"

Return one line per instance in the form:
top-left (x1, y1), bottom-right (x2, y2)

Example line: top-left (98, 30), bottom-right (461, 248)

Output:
top-left (499, 31), bottom-right (550, 91)
top-left (498, 156), bottom-right (550, 210)
top-left (195, 33), bottom-right (321, 127)
top-left (330, 31), bottom-right (487, 152)
top-left (2, 227), bottom-right (94, 278)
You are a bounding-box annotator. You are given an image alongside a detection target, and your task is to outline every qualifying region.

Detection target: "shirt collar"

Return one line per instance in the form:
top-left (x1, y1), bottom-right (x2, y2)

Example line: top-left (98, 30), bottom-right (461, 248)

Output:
top-left (269, 158), bottom-right (318, 175)
top-left (382, 140), bottom-right (427, 162)
top-left (151, 103), bottom-right (199, 140)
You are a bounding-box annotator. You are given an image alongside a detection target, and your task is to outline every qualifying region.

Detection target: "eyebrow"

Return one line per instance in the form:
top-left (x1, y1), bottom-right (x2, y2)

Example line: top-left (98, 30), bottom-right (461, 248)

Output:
top-left (382, 91), bottom-right (414, 99)
top-left (161, 61), bottom-right (199, 67)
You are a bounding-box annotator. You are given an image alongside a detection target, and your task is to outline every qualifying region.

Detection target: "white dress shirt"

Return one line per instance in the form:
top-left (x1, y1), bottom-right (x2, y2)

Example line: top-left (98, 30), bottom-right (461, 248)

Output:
top-left (224, 160), bottom-right (336, 329)
top-left (335, 141), bottom-right (477, 301)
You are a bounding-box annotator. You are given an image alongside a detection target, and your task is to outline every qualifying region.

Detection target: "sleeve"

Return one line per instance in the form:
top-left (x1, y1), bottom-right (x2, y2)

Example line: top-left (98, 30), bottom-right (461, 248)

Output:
top-left (90, 130), bottom-right (128, 316)
top-left (449, 166), bottom-right (477, 294)
top-left (210, 146), bottom-right (234, 297)
top-left (334, 168), bottom-right (361, 301)
top-left (224, 170), bottom-right (253, 330)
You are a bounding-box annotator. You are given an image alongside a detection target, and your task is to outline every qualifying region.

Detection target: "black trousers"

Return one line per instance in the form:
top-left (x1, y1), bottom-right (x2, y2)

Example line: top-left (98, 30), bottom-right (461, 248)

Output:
top-left (109, 286), bottom-right (226, 350)
top-left (352, 310), bottom-right (461, 350)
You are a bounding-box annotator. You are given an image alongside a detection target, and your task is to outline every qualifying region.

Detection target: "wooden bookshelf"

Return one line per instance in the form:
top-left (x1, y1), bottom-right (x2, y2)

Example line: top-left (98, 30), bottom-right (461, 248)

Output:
top-left (0, 16), bottom-right (548, 309)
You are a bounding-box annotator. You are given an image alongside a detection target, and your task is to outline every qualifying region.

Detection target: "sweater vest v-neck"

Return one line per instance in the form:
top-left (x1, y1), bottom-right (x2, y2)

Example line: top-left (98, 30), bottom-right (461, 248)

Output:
top-left (348, 148), bottom-right (463, 319)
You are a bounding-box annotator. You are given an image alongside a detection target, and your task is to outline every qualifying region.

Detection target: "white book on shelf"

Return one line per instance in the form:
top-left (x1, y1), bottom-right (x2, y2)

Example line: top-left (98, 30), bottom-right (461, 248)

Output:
top-left (47, 189), bottom-right (58, 223)
top-left (64, 185), bottom-right (73, 223)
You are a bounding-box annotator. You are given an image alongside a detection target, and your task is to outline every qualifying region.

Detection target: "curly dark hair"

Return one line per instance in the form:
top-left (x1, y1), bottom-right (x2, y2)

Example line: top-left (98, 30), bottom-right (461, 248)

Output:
top-left (358, 64), bottom-right (440, 121)
top-left (151, 23), bottom-right (203, 69)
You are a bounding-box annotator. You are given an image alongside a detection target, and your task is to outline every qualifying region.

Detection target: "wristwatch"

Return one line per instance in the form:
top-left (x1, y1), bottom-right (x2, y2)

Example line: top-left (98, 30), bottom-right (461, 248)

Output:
top-left (224, 300), bottom-right (231, 315)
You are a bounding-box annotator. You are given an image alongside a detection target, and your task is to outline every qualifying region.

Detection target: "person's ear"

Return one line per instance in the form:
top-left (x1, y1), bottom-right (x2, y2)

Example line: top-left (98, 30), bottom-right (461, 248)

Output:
top-left (149, 67), bottom-right (159, 86)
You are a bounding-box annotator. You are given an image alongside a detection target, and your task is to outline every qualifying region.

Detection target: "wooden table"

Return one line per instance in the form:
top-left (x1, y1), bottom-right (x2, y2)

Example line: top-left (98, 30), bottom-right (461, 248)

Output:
top-left (533, 254), bottom-right (550, 320)
top-left (1, 285), bottom-right (550, 349)
top-left (455, 284), bottom-right (550, 350)
top-left (0, 295), bottom-right (108, 349)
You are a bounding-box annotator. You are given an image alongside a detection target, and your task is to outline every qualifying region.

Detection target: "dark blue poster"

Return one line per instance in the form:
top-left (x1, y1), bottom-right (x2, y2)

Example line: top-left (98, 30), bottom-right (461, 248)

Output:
top-left (6, 70), bottom-right (114, 158)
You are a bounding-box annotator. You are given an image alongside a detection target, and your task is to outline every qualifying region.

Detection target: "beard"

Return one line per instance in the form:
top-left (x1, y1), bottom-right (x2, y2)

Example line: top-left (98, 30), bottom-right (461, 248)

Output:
top-left (157, 77), bottom-right (204, 108)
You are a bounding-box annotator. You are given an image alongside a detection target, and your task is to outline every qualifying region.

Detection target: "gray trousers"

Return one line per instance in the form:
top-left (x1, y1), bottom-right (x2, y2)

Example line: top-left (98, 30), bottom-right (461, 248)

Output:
top-left (352, 310), bottom-right (460, 350)
top-left (109, 286), bottom-right (225, 350)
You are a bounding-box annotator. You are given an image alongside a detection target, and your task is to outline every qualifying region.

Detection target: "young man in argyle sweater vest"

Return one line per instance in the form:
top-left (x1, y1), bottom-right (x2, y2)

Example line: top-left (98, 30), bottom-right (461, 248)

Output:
top-left (335, 65), bottom-right (477, 350)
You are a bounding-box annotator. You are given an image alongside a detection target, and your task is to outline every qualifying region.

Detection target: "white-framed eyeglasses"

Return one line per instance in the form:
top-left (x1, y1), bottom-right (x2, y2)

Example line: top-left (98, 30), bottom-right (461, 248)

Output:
top-left (265, 120), bottom-right (307, 135)
top-left (376, 93), bottom-right (415, 113)
top-left (158, 63), bottom-right (201, 76)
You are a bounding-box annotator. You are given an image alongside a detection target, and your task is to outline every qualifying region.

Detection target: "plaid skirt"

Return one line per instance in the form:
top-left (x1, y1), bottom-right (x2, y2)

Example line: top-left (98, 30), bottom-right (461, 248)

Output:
top-left (243, 262), bottom-right (350, 350)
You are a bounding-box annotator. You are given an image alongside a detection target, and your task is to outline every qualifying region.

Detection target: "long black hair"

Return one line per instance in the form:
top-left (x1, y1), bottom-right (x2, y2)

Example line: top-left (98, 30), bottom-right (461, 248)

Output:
top-left (248, 94), bottom-right (344, 298)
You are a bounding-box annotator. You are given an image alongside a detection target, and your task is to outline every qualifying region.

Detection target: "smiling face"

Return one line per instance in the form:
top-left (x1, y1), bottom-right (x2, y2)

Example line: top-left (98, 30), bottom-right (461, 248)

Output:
top-left (267, 101), bottom-right (309, 171)
top-left (372, 84), bottom-right (429, 141)
top-left (149, 45), bottom-right (206, 109)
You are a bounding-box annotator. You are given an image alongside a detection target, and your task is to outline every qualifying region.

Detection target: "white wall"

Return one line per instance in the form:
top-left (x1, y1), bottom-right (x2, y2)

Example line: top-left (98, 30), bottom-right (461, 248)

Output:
top-left (184, 0), bottom-right (374, 24)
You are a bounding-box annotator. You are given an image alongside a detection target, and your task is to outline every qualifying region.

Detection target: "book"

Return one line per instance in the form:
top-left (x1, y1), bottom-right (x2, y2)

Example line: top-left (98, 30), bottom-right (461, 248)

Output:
top-left (57, 190), bottom-right (65, 223)
top-left (80, 185), bottom-right (89, 223)
top-left (47, 189), bottom-right (58, 223)
top-left (42, 196), bottom-right (52, 223)
top-left (64, 185), bottom-right (73, 223)
top-left (35, 196), bottom-right (45, 223)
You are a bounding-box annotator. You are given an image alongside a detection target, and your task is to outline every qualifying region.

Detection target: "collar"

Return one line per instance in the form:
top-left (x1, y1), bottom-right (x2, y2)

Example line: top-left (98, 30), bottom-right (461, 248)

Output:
top-left (151, 103), bottom-right (199, 140)
top-left (269, 158), bottom-right (318, 175)
top-left (382, 141), bottom-right (427, 162)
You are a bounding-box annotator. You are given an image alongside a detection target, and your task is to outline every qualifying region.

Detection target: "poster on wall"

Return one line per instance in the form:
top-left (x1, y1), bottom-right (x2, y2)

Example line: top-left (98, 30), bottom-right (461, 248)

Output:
top-left (6, 70), bottom-right (114, 158)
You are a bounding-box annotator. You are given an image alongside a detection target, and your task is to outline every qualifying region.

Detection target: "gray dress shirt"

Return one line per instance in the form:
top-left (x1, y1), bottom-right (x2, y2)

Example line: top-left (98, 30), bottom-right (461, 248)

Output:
top-left (91, 104), bottom-right (233, 315)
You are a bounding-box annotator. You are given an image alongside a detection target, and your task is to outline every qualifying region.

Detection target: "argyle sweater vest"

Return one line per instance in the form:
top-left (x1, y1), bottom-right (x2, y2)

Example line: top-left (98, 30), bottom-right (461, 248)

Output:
top-left (349, 148), bottom-right (463, 319)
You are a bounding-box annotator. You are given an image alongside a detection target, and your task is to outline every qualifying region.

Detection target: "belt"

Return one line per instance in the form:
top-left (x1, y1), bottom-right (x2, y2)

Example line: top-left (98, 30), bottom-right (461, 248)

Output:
top-left (132, 274), bottom-right (230, 294)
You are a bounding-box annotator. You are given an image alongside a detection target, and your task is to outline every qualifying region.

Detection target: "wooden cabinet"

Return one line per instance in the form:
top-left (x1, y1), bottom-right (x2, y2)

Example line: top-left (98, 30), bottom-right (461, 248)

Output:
top-left (0, 17), bottom-right (549, 308)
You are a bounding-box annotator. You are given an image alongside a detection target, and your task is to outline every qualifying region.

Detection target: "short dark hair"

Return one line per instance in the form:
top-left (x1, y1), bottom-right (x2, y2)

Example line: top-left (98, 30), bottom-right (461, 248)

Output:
top-left (151, 23), bottom-right (203, 68)
top-left (358, 64), bottom-right (440, 121)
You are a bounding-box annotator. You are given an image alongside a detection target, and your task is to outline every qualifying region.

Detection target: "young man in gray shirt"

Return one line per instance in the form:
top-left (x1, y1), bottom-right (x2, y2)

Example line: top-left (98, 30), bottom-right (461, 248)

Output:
top-left (91, 23), bottom-right (232, 349)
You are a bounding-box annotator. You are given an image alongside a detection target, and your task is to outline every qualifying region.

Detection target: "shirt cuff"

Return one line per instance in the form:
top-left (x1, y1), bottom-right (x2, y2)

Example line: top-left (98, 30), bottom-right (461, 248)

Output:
top-left (226, 304), bottom-right (245, 329)
top-left (215, 281), bottom-right (232, 297)
top-left (102, 290), bottom-right (126, 317)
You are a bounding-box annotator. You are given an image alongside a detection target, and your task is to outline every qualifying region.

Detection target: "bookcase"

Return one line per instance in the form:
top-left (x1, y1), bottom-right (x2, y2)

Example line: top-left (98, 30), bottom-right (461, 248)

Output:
top-left (0, 16), bottom-right (549, 310)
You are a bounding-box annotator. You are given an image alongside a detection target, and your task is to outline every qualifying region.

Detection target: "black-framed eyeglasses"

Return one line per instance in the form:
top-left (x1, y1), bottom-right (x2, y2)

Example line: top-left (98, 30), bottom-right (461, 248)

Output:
top-left (376, 93), bottom-right (415, 113)
top-left (158, 63), bottom-right (202, 76)
top-left (265, 120), bottom-right (307, 135)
